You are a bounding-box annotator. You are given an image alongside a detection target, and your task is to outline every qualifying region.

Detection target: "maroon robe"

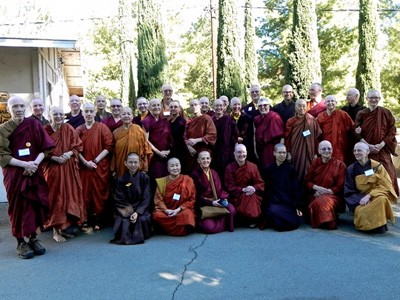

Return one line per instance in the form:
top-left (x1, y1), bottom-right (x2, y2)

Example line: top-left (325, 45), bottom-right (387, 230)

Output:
top-left (307, 100), bottom-right (326, 118)
top-left (0, 117), bottom-right (55, 238)
top-left (254, 111), bottom-right (284, 168)
top-left (142, 114), bottom-right (173, 179)
top-left (191, 166), bottom-right (235, 233)
top-left (102, 116), bottom-right (123, 132)
top-left (212, 114), bottom-right (239, 179)
top-left (224, 161), bottom-right (264, 220)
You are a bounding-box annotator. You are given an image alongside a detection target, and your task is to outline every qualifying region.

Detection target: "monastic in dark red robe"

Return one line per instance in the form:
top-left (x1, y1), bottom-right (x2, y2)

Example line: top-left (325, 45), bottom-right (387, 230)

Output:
top-left (0, 117), bottom-right (55, 238)
top-left (254, 111), bottom-right (284, 168)
top-left (102, 116), bottom-right (123, 132)
top-left (169, 115), bottom-right (189, 174)
top-left (307, 100), bottom-right (326, 117)
top-left (191, 166), bottom-right (235, 233)
top-left (224, 161), bottom-right (264, 221)
top-left (142, 114), bottom-right (173, 179)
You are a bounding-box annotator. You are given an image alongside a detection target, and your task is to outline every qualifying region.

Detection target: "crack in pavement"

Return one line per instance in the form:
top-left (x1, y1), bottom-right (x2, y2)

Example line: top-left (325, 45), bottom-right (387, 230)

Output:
top-left (172, 234), bottom-right (208, 300)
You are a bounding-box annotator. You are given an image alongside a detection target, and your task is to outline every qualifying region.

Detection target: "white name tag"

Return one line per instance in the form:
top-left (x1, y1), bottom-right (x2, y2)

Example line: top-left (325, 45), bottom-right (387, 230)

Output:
top-left (18, 148), bottom-right (30, 157)
top-left (163, 111), bottom-right (170, 116)
top-left (302, 130), bottom-right (311, 137)
top-left (364, 169), bottom-right (374, 176)
top-left (63, 119), bottom-right (69, 123)
top-left (248, 107), bottom-right (253, 111)
top-left (173, 193), bottom-right (181, 201)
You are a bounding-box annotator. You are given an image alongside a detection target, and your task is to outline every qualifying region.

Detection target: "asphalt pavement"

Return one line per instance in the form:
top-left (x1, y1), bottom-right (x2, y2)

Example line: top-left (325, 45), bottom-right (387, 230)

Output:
top-left (0, 203), bottom-right (399, 300)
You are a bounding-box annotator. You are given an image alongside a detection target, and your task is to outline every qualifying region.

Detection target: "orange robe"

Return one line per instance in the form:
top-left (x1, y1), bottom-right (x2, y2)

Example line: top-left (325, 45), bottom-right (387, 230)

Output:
top-left (224, 161), bottom-right (264, 220)
top-left (42, 123), bottom-right (86, 228)
top-left (152, 175), bottom-right (196, 236)
top-left (76, 122), bottom-right (114, 215)
top-left (285, 113), bottom-right (322, 184)
top-left (111, 124), bottom-right (152, 178)
top-left (317, 110), bottom-right (354, 164)
top-left (305, 157), bottom-right (346, 228)
top-left (355, 107), bottom-right (399, 196)
top-left (184, 114), bottom-right (217, 171)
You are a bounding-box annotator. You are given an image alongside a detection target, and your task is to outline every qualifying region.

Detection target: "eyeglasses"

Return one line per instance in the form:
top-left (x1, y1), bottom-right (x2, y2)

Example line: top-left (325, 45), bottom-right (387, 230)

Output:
top-left (282, 91), bottom-right (293, 94)
top-left (258, 104), bottom-right (269, 107)
top-left (163, 90), bottom-right (173, 92)
top-left (169, 106), bottom-right (179, 109)
top-left (111, 105), bottom-right (121, 108)
top-left (367, 97), bottom-right (380, 100)
top-left (251, 91), bottom-right (260, 94)
top-left (320, 147), bottom-right (332, 151)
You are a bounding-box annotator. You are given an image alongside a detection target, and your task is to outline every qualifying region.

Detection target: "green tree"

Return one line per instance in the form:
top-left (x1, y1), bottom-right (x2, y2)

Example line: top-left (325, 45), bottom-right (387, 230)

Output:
top-left (217, 0), bottom-right (244, 99)
top-left (181, 15), bottom-right (213, 99)
top-left (137, 0), bottom-right (167, 99)
top-left (128, 59), bottom-right (136, 109)
top-left (356, 0), bottom-right (380, 104)
top-left (244, 0), bottom-right (258, 88)
top-left (287, 0), bottom-right (321, 99)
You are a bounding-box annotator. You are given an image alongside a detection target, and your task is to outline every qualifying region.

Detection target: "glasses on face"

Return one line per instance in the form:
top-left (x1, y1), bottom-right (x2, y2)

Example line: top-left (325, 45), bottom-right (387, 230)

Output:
top-left (169, 106), bottom-right (179, 109)
top-left (251, 91), bottom-right (260, 94)
top-left (163, 90), bottom-right (172, 93)
top-left (258, 104), bottom-right (269, 107)
top-left (320, 147), bottom-right (332, 151)
top-left (111, 105), bottom-right (121, 108)
top-left (367, 97), bottom-right (380, 100)
top-left (282, 91), bottom-right (292, 94)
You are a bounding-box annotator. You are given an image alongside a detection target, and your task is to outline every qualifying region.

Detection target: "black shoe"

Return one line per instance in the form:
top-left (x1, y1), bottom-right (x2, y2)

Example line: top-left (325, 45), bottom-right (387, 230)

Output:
top-left (28, 239), bottom-right (46, 255)
top-left (16, 242), bottom-right (34, 259)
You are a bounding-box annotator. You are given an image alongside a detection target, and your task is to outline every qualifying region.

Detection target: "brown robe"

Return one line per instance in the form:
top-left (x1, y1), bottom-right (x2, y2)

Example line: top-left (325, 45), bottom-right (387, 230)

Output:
top-left (355, 107), bottom-right (399, 196)
top-left (42, 123), bottom-right (86, 228)
top-left (285, 113), bottom-right (322, 184)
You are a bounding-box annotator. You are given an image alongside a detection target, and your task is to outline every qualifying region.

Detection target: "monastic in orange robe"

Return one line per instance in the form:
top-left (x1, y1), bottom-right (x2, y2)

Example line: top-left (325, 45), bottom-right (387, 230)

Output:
top-left (224, 161), bottom-right (264, 220)
top-left (305, 157), bottom-right (346, 229)
top-left (355, 107), bottom-right (399, 196)
top-left (111, 124), bottom-right (152, 178)
top-left (42, 123), bottom-right (86, 228)
top-left (152, 175), bottom-right (196, 236)
top-left (317, 109), bottom-right (354, 164)
top-left (76, 122), bottom-right (114, 215)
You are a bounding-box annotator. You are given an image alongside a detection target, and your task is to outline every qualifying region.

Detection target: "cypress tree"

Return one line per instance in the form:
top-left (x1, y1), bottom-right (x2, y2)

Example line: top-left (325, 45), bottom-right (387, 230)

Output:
top-left (286, 0), bottom-right (321, 99)
top-left (356, 0), bottom-right (380, 104)
top-left (128, 59), bottom-right (136, 109)
top-left (244, 0), bottom-right (258, 87)
top-left (137, 0), bottom-right (167, 99)
top-left (217, 0), bottom-right (244, 99)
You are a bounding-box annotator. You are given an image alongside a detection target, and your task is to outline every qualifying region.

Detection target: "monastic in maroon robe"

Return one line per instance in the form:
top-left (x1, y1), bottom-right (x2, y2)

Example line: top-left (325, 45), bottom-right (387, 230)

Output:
top-left (285, 113), bottom-right (322, 184)
top-left (76, 122), bottom-right (114, 215)
top-left (102, 116), bottom-right (123, 132)
top-left (224, 161), bottom-right (264, 220)
top-left (317, 109), bottom-right (355, 164)
top-left (305, 157), bottom-right (346, 229)
top-left (142, 114), bottom-right (173, 179)
top-left (42, 123), bottom-right (86, 229)
top-left (152, 175), bottom-right (196, 236)
top-left (254, 111), bottom-right (284, 168)
top-left (191, 166), bottom-right (235, 233)
top-left (0, 117), bottom-right (55, 238)
top-left (355, 107), bottom-right (399, 195)
top-left (212, 114), bottom-right (239, 179)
